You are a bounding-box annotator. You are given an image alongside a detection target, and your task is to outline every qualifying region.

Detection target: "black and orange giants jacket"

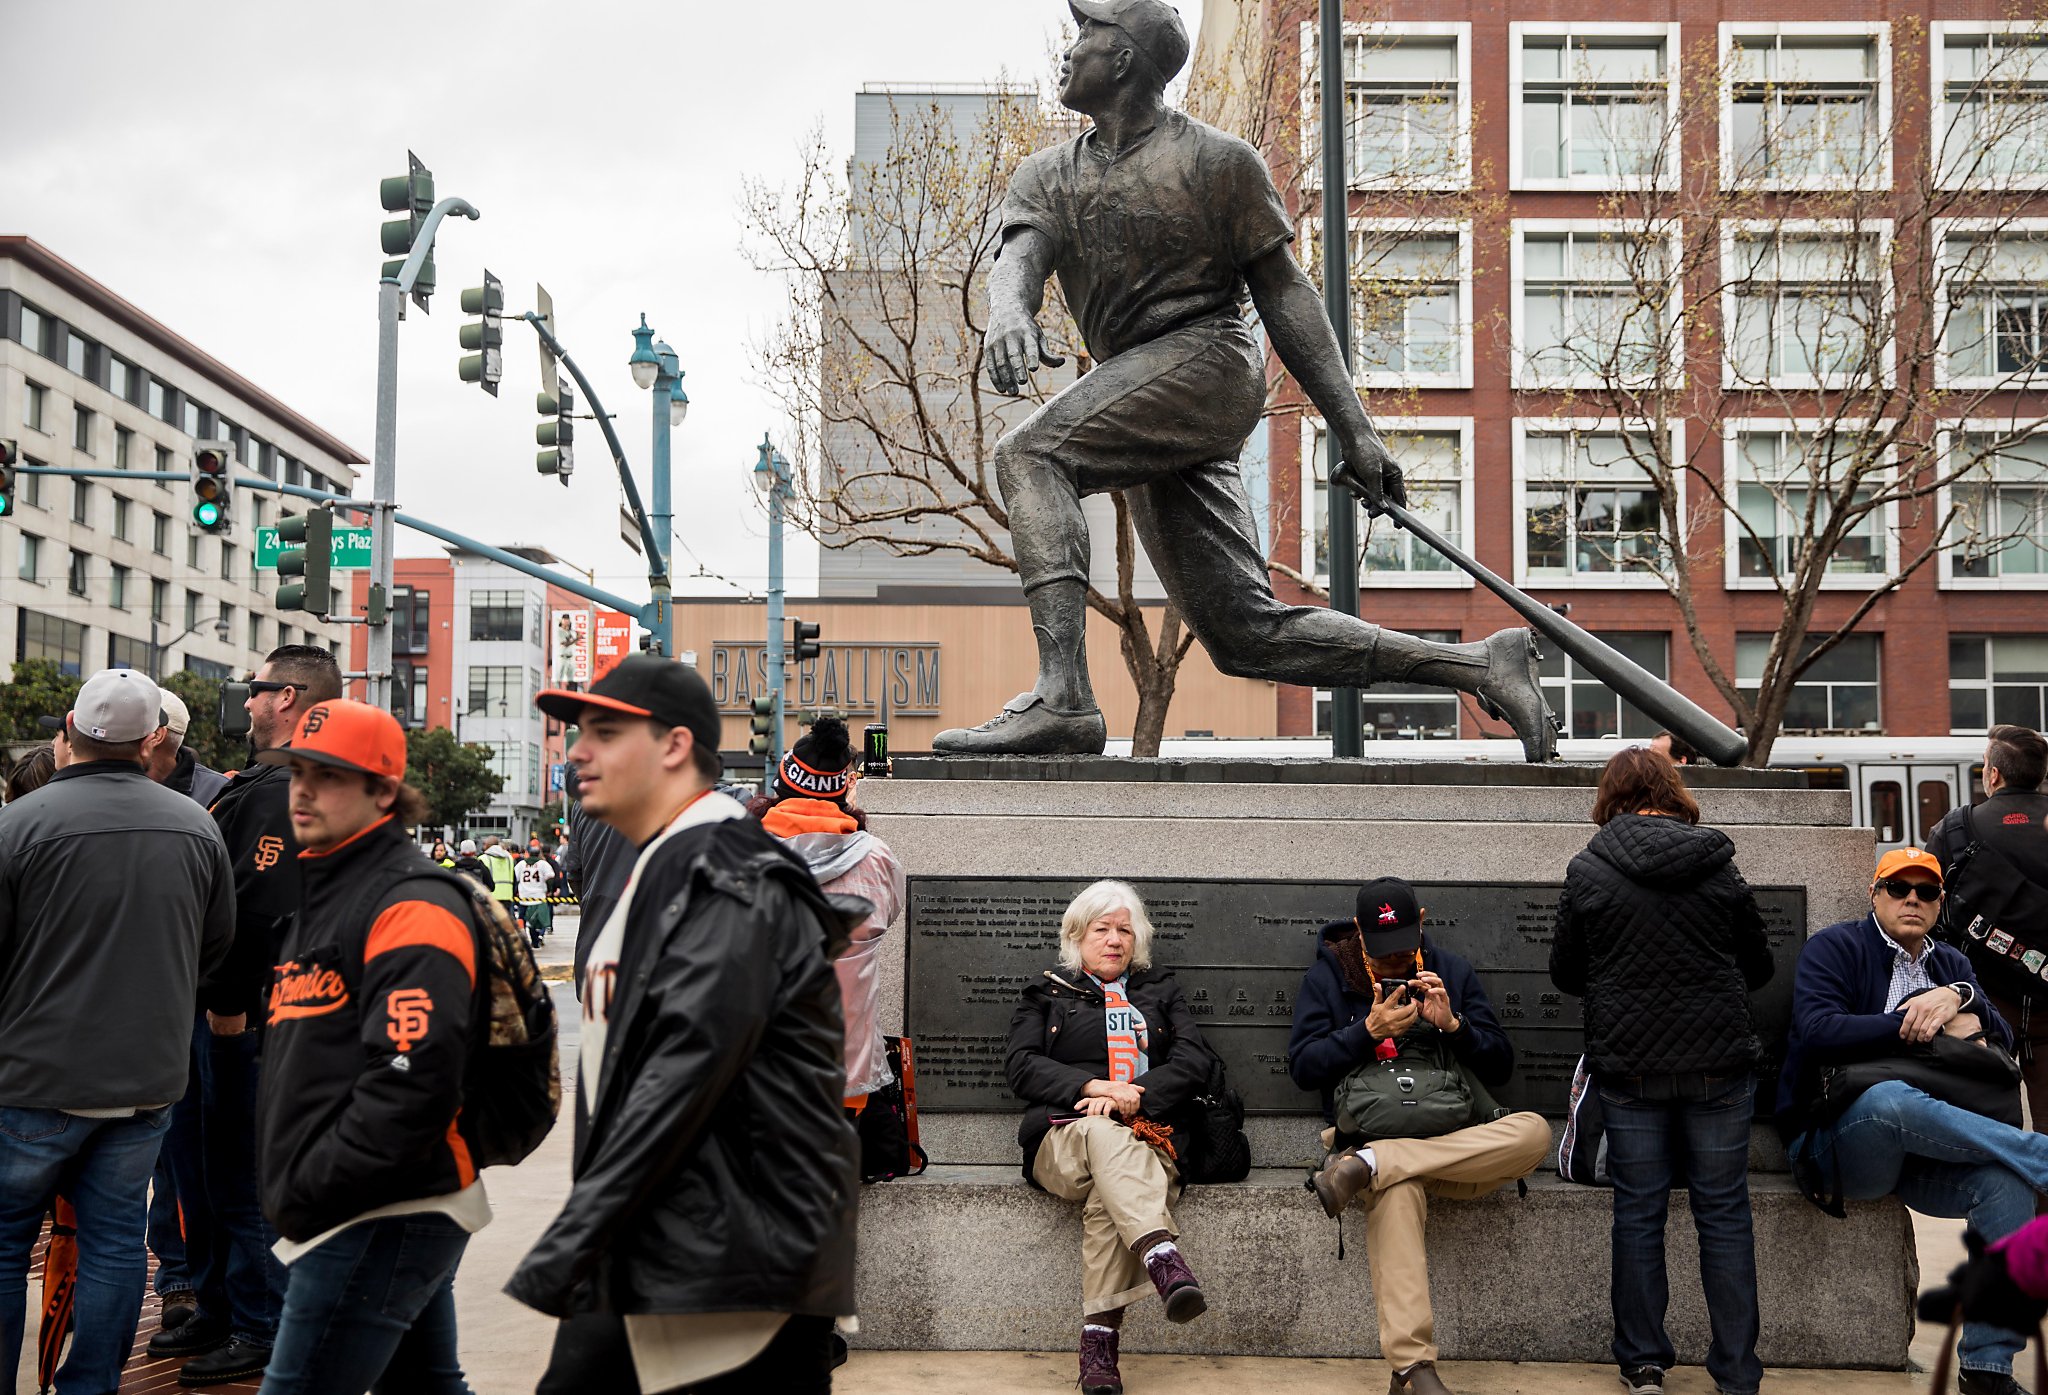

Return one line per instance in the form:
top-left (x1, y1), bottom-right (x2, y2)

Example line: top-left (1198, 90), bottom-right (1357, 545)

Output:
top-left (257, 813), bottom-right (480, 1243)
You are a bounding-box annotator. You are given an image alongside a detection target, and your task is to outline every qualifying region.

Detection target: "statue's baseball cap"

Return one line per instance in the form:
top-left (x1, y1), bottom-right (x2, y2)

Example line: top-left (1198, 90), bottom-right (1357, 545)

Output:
top-left (256, 699), bottom-right (407, 780)
top-left (536, 654), bottom-right (721, 754)
top-left (1874, 847), bottom-right (1944, 887)
top-left (1354, 876), bottom-right (1424, 954)
top-left (1070, 0), bottom-right (1190, 81)
top-left (58, 669), bottom-right (164, 743)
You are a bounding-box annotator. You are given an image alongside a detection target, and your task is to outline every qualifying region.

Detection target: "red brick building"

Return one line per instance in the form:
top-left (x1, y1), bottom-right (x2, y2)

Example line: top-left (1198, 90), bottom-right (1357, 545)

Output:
top-left (1210, 1), bottom-right (2048, 741)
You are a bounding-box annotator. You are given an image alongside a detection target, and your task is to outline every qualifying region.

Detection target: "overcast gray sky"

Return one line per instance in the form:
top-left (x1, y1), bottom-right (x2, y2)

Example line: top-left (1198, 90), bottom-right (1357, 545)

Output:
top-left (4, 0), bottom-right (1203, 602)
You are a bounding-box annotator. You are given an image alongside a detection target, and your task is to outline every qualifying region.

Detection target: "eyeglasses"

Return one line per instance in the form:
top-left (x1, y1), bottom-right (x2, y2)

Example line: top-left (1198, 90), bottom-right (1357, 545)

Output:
top-left (1875, 878), bottom-right (1943, 903)
top-left (246, 680), bottom-right (302, 696)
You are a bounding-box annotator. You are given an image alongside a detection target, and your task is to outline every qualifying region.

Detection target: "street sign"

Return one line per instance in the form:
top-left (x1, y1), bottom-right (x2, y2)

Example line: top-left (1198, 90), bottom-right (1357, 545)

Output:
top-left (255, 525), bottom-right (373, 570)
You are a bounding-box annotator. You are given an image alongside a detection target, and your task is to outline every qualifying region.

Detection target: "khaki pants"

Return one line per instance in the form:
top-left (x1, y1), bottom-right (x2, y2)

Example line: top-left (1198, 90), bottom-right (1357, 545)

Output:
top-left (1032, 1115), bottom-right (1181, 1316)
top-left (1346, 1112), bottom-right (1552, 1370)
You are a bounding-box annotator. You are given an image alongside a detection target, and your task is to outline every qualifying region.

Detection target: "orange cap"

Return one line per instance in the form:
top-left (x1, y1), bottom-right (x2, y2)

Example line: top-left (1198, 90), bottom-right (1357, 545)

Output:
top-left (255, 699), bottom-right (407, 780)
top-left (1874, 847), bottom-right (1944, 885)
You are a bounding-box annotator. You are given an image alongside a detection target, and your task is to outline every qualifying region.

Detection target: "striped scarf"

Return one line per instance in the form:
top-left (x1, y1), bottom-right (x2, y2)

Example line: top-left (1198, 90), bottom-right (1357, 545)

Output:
top-left (1095, 975), bottom-right (1151, 1084)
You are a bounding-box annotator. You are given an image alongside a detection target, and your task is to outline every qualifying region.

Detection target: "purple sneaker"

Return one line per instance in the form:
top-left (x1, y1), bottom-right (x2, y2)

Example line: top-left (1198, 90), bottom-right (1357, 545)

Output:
top-left (1143, 1243), bottom-right (1208, 1323)
top-left (1080, 1325), bottom-right (1122, 1394)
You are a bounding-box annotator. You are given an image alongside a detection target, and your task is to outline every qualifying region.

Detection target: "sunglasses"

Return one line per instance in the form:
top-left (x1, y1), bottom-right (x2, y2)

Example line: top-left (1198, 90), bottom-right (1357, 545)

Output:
top-left (246, 680), bottom-right (302, 696)
top-left (1875, 878), bottom-right (1943, 903)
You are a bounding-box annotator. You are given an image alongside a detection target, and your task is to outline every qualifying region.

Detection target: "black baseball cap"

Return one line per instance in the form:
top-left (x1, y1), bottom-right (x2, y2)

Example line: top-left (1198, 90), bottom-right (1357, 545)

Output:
top-left (1354, 877), bottom-right (1424, 955)
top-left (535, 655), bottom-right (720, 753)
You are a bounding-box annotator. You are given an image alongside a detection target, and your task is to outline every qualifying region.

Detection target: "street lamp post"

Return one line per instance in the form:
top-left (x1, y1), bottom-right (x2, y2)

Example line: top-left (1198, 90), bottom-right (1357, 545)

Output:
top-left (752, 435), bottom-right (793, 779)
top-left (148, 614), bottom-right (234, 681)
top-left (629, 315), bottom-right (689, 656)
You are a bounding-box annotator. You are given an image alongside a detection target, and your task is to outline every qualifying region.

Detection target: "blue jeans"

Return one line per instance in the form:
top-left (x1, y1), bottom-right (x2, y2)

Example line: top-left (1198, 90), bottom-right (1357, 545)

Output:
top-left (1599, 1073), bottom-right (1763, 1395)
top-left (258, 1213), bottom-right (473, 1395)
top-left (147, 1152), bottom-right (189, 1295)
top-left (0, 1105), bottom-right (171, 1395)
top-left (1797, 1079), bottom-right (2048, 1376)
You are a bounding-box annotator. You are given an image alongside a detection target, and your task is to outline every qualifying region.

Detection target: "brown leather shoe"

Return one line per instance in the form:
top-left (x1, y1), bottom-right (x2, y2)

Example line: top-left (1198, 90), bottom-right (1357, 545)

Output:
top-left (1310, 1147), bottom-right (1374, 1218)
top-left (1389, 1361), bottom-right (1456, 1395)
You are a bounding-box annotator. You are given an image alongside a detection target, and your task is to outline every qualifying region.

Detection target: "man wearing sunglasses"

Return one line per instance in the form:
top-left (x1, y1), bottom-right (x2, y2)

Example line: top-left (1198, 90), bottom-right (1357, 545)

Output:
top-left (1781, 848), bottom-right (2048, 1395)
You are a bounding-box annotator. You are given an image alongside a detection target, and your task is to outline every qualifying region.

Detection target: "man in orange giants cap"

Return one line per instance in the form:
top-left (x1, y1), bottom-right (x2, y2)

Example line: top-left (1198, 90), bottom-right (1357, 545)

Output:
top-left (1781, 847), bottom-right (2048, 1395)
top-left (250, 699), bottom-right (490, 1395)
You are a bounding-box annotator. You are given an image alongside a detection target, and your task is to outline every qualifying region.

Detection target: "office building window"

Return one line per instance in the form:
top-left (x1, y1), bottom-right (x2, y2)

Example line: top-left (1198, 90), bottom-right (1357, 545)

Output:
top-left (185, 589), bottom-right (201, 631)
top-left (115, 426), bottom-right (133, 469)
top-left (284, 458), bottom-right (303, 488)
top-left (468, 665), bottom-right (523, 716)
top-left (1950, 429), bottom-right (2048, 582)
top-left (25, 382), bottom-right (46, 432)
top-left (186, 533), bottom-right (200, 569)
top-left (113, 497), bottom-right (130, 541)
top-left (1515, 225), bottom-right (1672, 387)
top-left (151, 578), bottom-right (167, 624)
top-left (1316, 630), bottom-right (1465, 739)
top-left (1725, 226), bottom-right (1886, 387)
top-left (1731, 426), bottom-right (1888, 581)
top-left (393, 586), bottom-right (431, 654)
top-left (1307, 421), bottom-right (1468, 583)
top-left (73, 406), bottom-right (92, 453)
top-left (393, 664), bottom-right (429, 728)
top-left (1542, 632), bottom-right (1669, 738)
top-left (64, 332), bottom-right (89, 378)
top-left (153, 444), bottom-right (171, 488)
top-left (152, 511), bottom-right (169, 555)
top-left (1516, 26), bottom-right (1675, 187)
top-left (108, 357), bottom-right (132, 402)
top-left (1305, 25), bottom-right (1469, 189)
top-left (71, 478), bottom-right (90, 526)
top-left (1951, 635), bottom-right (2048, 731)
top-left (110, 564), bottom-right (128, 611)
top-left (1724, 27), bottom-right (1887, 188)
top-left (1338, 226), bottom-right (1469, 387)
top-left (181, 400), bottom-right (202, 437)
top-left (185, 656), bottom-right (231, 681)
top-left (147, 379), bottom-right (169, 422)
top-left (1941, 228), bottom-right (2048, 385)
top-left (68, 549), bottom-right (88, 597)
top-left (528, 742), bottom-right (542, 798)
top-left (17, 304), bottom-right (44, 354)
top-left (221, 542), bottom-right (235, 582)
top-left (1738, 632), bottom-right (1881, 733)
top-left (20, 460), bottom-right (41, 509)
top-left (17, 609), bottom-right (88, 675)
top-left (1519, 425), bottom-right (1668, 582)
top-left (108, 634), bottom-right (149, 671)
top-left (1935, 25), bottom-right (2048, 189)
top-left (218, 601), bottom-right (233, 636)
top-left (248, 611), bottom-right (263, 652)
top-left (17, 533), bottom-right (39, 583)
top-left (469, 590), bottom-right (524, 641)
top-left (485, 741), bottom-right (520, 788)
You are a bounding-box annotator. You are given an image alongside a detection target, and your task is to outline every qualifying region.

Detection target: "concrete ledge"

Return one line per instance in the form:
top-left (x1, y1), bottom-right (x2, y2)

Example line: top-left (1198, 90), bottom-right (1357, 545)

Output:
top-left (853, 1167), bottom-right (1915, 1368)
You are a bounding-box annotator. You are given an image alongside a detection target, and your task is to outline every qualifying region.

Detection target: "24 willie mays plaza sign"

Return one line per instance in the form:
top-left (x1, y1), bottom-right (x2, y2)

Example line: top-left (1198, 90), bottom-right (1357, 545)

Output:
top-left (709, 641), bottom-right (942, 716)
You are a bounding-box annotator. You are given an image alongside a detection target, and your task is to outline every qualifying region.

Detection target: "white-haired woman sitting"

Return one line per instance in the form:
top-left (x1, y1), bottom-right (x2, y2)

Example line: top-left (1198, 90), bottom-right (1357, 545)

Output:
top-left (1004, 879), bottom-right (1215, 1395)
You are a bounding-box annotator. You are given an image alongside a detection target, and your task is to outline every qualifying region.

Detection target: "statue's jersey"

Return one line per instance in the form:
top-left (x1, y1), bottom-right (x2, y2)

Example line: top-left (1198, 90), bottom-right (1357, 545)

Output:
top-left (998, 110), bottom-right (1294, 363)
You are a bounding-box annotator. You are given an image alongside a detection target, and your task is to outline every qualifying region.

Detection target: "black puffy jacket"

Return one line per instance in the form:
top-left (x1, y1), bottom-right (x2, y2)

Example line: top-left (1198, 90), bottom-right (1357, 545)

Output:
top-left (503, 817), bottom-right (858, 1320)
top-left (1549, 814), bottom-right (1775, 1077)
top-left (1004, 965), bottom-right (1212, 1184)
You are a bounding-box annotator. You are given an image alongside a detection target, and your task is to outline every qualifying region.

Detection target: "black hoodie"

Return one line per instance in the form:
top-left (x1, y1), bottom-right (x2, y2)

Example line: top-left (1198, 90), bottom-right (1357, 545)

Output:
top-left (1549, 814), bottom-right (1775, 1077)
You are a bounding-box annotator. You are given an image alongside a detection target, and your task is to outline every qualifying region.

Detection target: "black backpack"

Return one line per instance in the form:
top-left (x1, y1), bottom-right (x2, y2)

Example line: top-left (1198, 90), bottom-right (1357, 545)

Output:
top-left (1938, 805), bottom-right (2048, 1007)
top-left (1162, 1042), bottom-right (1251, 1185)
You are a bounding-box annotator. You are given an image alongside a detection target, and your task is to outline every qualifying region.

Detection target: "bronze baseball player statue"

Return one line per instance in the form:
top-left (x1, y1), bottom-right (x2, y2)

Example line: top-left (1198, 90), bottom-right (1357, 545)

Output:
top-left (933, 0), bottom-right (1561, 761)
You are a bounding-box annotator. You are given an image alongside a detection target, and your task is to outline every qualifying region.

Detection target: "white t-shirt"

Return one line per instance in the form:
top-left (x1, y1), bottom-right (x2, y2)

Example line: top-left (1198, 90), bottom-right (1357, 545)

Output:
top-left (514, 859), bottom-right (553, 904)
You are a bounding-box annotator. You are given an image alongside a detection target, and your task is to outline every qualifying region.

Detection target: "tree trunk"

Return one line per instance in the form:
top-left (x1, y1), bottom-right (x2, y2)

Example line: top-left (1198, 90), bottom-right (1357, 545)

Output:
top-left (1129, 666), bottom-right (1178, 758)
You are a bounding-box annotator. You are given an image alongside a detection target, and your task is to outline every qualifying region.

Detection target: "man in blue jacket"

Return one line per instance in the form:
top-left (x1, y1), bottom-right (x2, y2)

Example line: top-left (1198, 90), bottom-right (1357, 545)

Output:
top-left (1782, 847), bottom-right (2048, 1395)
top-left (1287, 878), bottom-right (1551, 1395)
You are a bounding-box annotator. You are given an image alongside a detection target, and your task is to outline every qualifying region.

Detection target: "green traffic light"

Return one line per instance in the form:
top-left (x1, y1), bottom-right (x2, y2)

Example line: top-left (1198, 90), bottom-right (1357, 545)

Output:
top-left (193, 500), bottom-right (222, 528)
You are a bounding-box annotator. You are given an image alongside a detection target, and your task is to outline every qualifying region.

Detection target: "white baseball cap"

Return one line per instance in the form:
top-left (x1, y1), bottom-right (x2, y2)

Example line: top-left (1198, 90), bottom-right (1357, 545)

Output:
top-left (69, 669), bottom-right (162, 743)
top-left (156, 687), bottom-right (192, 741)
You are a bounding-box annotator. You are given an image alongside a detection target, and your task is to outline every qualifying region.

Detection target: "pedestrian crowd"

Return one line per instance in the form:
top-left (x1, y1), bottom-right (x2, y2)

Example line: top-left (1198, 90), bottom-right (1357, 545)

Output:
top-left (3, 640), bottom-right (2046, 1395)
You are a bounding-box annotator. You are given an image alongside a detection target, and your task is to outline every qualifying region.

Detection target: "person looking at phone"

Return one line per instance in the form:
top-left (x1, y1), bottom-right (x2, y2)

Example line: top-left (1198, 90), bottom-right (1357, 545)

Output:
top-left (1286, 877), bottom-right (1550, 1395)
top-left (1004, 880), bottom-right (1218, 1395)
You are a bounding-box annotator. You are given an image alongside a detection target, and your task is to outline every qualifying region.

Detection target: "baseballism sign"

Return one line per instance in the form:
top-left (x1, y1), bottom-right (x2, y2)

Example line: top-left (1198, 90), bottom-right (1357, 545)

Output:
top-left (709, 641), bottom-right (941, 716)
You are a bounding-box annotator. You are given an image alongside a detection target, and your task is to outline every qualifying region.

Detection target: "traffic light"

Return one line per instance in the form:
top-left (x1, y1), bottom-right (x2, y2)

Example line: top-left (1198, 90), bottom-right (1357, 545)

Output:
top-left (0, 437), bottom-right (16, 519)
top-left (536, 382), bottom-right (575, 483)
top-left (274, 506), bottom-right (333, 614)
top-left (190, 440), bottom-right (233, 534)
top-left (379, 151), bottom-right (437, 312)
top-left (791, 618), bottom-right (822, 664)
top-left (458, 270), bottom-right (503, 396)
top-left (748, 695), bottom-right (777, 756)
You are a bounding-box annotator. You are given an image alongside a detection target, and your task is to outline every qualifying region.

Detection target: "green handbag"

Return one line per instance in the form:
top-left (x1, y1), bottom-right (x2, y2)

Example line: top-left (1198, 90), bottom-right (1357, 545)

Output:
top-left (1334, 1025), bottom-right (1506, 1141)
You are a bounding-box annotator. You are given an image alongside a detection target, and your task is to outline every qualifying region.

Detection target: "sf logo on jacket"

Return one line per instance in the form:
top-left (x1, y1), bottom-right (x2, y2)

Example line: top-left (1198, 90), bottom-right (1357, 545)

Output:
top-left (387, 988), bottom-right (435, 1056)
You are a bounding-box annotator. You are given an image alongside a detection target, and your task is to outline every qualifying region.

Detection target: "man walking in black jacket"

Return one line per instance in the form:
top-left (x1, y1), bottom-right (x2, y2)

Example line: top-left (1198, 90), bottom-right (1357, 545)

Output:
top-left (255, 698), bottom-right (486, 1395)
top-left (508, 656), bottom-right (858, 1394)
top-left (0, 668), bottom-right (235, 1393)
top-left (153, 644), bottom-right (342, 1386)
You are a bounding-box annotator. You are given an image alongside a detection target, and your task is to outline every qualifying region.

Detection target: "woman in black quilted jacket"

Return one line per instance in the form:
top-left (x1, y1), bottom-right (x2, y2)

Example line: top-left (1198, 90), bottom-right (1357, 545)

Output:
top-left (1550, 746), bottom-right (1775, 1395)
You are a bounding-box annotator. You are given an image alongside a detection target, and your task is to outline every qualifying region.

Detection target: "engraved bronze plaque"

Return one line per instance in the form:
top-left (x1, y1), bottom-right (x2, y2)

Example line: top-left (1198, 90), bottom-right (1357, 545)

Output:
top-left (905, 877), bottom-right (1805, 1117)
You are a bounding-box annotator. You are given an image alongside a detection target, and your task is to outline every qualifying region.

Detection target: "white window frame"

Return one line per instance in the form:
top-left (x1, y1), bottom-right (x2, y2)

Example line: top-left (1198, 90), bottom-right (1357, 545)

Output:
top-left (1721, 418), bottom-right (1901, 592)
top-left (1718, 22), bottom-right (1894, 192)
top-left (1931, 21), bottom-right (2048, 193)
top-left (1720, 218), bottom-right (1896, 390)
top-left (1511, 416), bottom-right (1684, 590)
top-left (1937, 420), bottom-right (2048, 591)
top-left (1933, 217), bottom-right (2048, 390)
top-left (1510, 218), bottom-right (1685, 390)
top-left (1509, 22), bottom-right (1682, 192)
top-left (1303, 216), bottom-right (1473, 389)
top-left (1299, 415), bottom-right (1475, 590)
top-left (1948, 634), bottom-right (2048, 734)
top-left (1299, 21), bottom-right (1473, 193)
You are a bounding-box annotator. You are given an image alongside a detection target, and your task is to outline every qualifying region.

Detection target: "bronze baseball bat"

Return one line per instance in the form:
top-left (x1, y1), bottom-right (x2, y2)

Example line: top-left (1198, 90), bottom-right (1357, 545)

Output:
top-left (1371, 500), bottom-right (1750, 767)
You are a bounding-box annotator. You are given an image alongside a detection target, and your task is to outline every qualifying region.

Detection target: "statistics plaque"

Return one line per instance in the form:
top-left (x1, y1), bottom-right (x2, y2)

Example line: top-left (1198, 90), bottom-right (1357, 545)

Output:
top-left (905, 877), bottom-right (1806, 1117)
